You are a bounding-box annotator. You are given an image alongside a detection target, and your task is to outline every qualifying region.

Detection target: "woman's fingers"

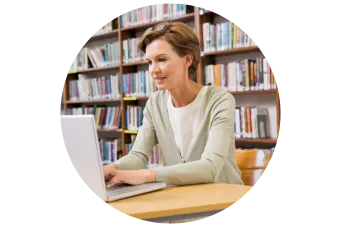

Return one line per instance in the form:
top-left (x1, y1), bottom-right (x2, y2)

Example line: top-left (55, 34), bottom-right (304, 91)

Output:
top-left (107, 177), bottom-right (117, 189)
top-left (106, 170), bottom-right (120, 188)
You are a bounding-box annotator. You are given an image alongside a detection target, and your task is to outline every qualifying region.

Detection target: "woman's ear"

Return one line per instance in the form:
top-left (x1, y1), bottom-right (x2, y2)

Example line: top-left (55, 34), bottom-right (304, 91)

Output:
top-left (184, 54), bottom-right (193, 68)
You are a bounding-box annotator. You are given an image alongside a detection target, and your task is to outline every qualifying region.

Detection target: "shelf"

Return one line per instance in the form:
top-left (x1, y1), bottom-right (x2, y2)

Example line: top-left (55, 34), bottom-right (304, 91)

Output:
top-left (68, 65), bottom-right (120, 74)
top-left (204, 46), bottom-right (260, 56)
top-left (229, 90), bottom-right (276, 95)
top-left (97, 128), bottom-right (122, 133)
top-left (65, 98), bottom-right (121, 104)
top-left (88, 29), bottom-right (119, 42)
top-left (124, 130), bottom-right (138, 134)
top-left (123, 96), bottom-right (149, 101)
top-left (120, 13), bottom-right (195, 31)
top-left (235, 138), bottom-right (277, 144)
top-left (122, 131), bottom-right (277, 143)
top-left (70, 45), bottom-right (266, 71)
top-left (64, 90), bottom-right (274, 103)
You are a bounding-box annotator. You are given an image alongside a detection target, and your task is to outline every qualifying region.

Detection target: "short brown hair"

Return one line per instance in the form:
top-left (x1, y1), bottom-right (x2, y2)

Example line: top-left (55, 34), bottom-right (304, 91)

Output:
top-left (138, 21), bottom-right (200, 80)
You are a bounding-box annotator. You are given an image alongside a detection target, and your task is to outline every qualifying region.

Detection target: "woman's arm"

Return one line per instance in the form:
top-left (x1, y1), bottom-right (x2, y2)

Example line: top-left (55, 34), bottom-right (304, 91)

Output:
top-left (111, 99), bottom-right (158, 171)
top-left (150, 93), bottom-right (236, 185)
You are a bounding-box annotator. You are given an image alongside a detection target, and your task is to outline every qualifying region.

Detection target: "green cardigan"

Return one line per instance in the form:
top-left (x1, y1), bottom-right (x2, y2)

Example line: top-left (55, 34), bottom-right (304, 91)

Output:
top-left (114, 85), bottom-right (243, 185)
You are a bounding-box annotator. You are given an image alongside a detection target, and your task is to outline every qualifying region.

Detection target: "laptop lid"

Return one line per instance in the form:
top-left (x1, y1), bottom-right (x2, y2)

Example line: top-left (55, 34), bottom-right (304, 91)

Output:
top-left (61, 115), bottom-right (108, 201)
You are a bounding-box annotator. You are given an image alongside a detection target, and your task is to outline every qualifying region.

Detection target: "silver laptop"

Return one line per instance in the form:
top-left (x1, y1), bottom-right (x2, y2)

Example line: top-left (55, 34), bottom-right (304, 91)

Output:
top-left (60, 115), bottom-right (166, 202)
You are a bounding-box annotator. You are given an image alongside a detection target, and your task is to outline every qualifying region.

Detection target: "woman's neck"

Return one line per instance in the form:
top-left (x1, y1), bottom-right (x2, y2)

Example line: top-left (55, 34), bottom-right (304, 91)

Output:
top-left (168, 80), bottom-right (204, 108)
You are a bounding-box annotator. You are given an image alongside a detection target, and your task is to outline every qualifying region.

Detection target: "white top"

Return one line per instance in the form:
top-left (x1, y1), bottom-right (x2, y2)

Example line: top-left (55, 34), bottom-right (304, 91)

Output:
top-left (167, 86), bottom-right (208, 158)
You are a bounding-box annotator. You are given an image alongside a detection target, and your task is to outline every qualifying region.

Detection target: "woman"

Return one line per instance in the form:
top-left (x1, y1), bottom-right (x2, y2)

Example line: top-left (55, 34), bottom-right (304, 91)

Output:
top-left (103, 21), bottom-right (243, 188)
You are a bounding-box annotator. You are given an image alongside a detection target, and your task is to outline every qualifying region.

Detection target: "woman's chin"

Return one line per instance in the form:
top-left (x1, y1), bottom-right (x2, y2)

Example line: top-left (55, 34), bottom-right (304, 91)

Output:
top-left (154, 77), bottom-right (170, 90)
top-left (156, 82), bottom-right (168, 90)
top-left (156, 84), bottom-right (167, 90)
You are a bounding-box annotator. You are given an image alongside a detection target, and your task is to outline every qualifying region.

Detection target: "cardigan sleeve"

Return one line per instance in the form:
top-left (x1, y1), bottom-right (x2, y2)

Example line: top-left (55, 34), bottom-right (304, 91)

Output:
top-left (151, 92), bottom-right (236, 185)
top-left (113, 98), bottom-right (158, 170)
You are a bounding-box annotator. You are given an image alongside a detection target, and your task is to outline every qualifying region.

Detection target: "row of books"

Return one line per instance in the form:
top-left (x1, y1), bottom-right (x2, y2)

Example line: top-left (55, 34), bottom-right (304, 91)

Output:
top-left (123, 104), bottom-right (270, 139)
top-left (124, 135), bottom-right (163, 168)
top-left (65, 106), bottom-right (122, 130)
top-left (125, 135), bottom-right (137, 153)
top-left (69, 74), bottom-right (121, 101)
top-left (71, 23), bottom-right (257, 71)
top-left (126, 105), bottom-right (144, 131)
top-left (68, 58), bottom-right (275, 101)
top-left (70, 42), bottom-right (120, 71)
top-left (94, 18), bottom-right (118, 36)
top-left (102, 142), bottom-right (276, 168)
top-left (122, 38), bottom-right (145, 64)
top-left (234, 107), bottom-right (270, 139)
top-left (123, 71), bottom-right (158, 97)
top-left (204, 58), bottom-right (276, 91)
top-left (70, 48), bottom-right (88, 71)
top-left (120, 4), bottom-right (194, 27)
top-left (99, 131), bottom-right (273, 167)
top-left (147, 144), bottom-right (163, 168)
top-left (101, 141), bottom-right (274, 168)
top-left (203, 22), bottom-right (256, 52)
top-left (63, 104), bottom-right (270, 139)
top-left (100, 139), bottom-right (122, 165)
top-left (102, 143), bottom-right (274, 167)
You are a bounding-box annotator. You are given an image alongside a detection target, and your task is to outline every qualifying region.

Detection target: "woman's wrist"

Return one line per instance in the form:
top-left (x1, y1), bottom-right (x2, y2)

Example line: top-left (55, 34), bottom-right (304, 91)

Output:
top-left (110, 163), bottom-right (118, 171)
top-left (142, 169), bottom-right (156, 183)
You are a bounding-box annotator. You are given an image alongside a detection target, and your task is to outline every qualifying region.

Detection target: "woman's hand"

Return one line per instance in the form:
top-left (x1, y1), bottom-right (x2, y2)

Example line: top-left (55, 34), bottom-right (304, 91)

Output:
top-left (103, 164), bottom-right (118, 180)
top-left (106, 169), bottom-right (156, 188)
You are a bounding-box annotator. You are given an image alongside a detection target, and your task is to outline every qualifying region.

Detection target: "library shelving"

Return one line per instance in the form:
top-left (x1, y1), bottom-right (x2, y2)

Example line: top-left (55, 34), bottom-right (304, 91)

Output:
top-left (61, 2), bottom-right (281, 167)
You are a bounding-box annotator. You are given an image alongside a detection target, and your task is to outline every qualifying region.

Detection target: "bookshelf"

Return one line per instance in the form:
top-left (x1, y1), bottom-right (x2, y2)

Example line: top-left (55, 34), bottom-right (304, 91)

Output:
top-left (61, 3), bottom-right (281, 167)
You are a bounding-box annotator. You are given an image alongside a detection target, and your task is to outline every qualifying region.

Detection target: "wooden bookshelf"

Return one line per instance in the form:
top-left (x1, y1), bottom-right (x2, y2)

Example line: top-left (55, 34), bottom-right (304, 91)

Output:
top-left (62, 5), bottom-right (280, 157)
top-left (235, 138), bottom-right (278, 144)
top-left (87, 29), bottom-right (119, 42)
top-left (97, 128), bottom-right (123, 132)
top-left (229, 90), bottom-right (276, 95)
top-left (65, 98), bottom-right (121, 105)
top-left (68, 65), bottom-right (120, 74)
top-left (204, 46), bottom-right (260, 56)
top-left (123, 97), bottom-right (149, 101)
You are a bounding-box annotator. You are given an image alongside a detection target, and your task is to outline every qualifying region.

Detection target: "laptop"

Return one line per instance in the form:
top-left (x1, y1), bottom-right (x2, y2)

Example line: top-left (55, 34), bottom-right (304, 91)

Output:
top-left (60, 115), bottom-right (166, 202)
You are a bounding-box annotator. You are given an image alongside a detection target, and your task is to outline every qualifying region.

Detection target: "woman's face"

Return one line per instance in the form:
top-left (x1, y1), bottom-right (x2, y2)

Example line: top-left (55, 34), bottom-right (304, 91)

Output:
top-left (145, 39), bottom-right (190, 90)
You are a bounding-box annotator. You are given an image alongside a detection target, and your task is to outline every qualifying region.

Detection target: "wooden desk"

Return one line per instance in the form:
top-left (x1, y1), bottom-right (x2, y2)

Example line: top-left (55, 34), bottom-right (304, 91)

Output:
top-left (108, 183), bottom-right (252, 222)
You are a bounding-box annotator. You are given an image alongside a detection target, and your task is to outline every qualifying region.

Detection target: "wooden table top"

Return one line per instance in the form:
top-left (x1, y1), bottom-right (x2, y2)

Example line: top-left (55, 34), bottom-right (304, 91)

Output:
top-left (108, 183), bottom-right (252, 219)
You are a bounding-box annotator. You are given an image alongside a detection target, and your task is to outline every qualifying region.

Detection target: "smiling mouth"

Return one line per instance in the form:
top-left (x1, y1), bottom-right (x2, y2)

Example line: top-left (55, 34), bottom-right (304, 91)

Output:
top-left (154, 77), bottom-right (166, 83)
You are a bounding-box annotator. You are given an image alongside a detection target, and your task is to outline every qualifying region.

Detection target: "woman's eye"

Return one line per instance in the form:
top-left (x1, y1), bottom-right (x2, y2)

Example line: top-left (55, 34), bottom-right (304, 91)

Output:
top-left (147, 59), bottom-right (166, 65)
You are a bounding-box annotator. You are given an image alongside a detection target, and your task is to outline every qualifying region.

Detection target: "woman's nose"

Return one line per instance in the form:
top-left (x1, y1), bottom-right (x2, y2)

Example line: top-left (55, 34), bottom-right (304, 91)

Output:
top-left (150, 63), bottom-right (160, 75)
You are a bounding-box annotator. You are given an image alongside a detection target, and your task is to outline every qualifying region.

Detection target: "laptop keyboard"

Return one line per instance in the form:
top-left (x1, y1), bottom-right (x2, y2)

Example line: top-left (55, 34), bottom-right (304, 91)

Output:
top-left (106, 183), bottom-right (133, 192)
